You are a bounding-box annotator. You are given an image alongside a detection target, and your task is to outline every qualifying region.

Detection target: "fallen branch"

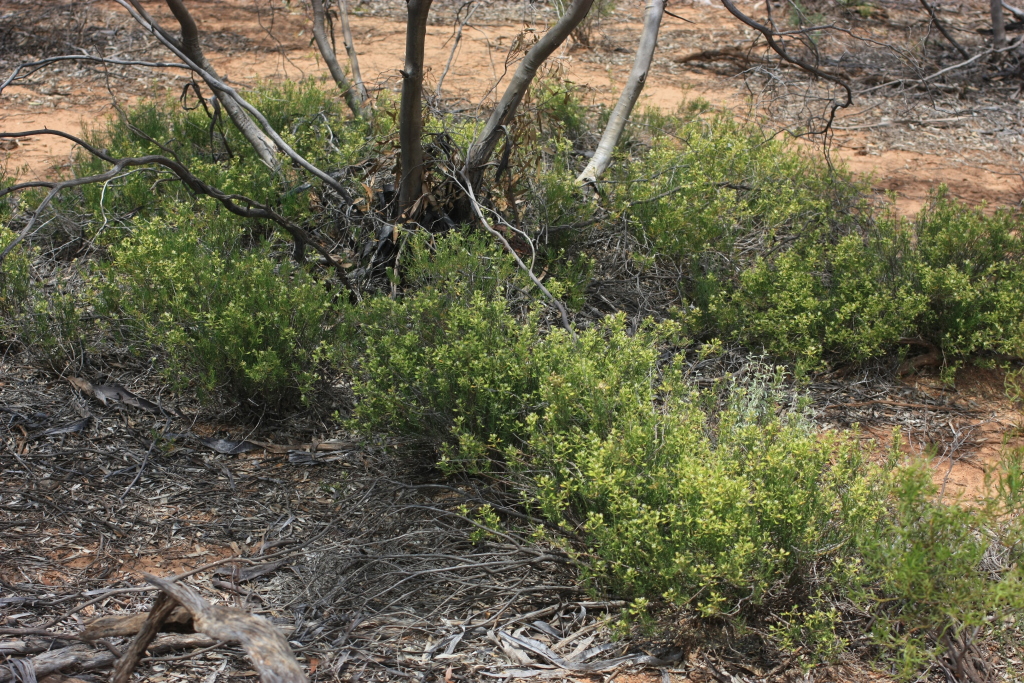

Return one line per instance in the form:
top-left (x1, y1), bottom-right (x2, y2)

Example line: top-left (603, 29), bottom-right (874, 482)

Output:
top-left (0, 55), bottom-right (191, 95)
top-left (857, 35), bottom-right (1024, 95)
top-left (110, 591), bottom-right (181, 683)
top-left (0, 634), bottom-right (216, 683)
top-left (918, 0), bottom-right (970, 58)
top-left (82, 606), bottom-right (193, 641)
top-left (144, 573), bottom-right (308, 683)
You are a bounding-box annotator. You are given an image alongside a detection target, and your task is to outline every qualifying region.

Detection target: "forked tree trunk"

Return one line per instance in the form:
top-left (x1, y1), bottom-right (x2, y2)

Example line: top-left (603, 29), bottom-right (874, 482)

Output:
top-left (463, 0), bottom-right (595, 189)
top-left (339, 0), bottom-right (369, 103)
top-left (310, 0), bottom-right (365, 118)
top-left (163, 0), bottom-right (282, 173)
top-left (992, 0), bottom-right (1006, 47)
top-left (398, 0), bottom-right (434, 216)
top-left (577, 0), bottom-right (664, 184)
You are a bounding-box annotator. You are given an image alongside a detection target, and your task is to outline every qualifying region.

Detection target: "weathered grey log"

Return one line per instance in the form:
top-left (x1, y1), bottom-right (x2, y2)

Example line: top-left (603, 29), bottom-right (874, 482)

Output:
top-left (0, 640), bottom-right (74, 657)
top-left (144, 574), bottom-right (307, 683)
top-left (0, 635), bottom-right (215, 683)
top-left (82, 606), bottom-right (193, 642)
top-left (109, 591), bottom-right (180, 683)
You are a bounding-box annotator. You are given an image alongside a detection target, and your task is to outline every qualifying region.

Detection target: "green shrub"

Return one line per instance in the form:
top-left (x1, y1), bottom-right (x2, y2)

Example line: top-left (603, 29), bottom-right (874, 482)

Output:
top-left (0, 227), bottom-right (30, 324)
top-left (101, 206), bottom-right (344, 406)
top-left (76, 79), bottom-right (366, 244)
top-left (551, 103), bottom-right (1024, 369)
top-left (714, 217), bottom-right (927, 371)
top-left (351, 237), bottom-right (1024, 673)
top-left (20, 287), bottom-right (89, 373)
top-left (912, 190), bottom-right (1024, 359)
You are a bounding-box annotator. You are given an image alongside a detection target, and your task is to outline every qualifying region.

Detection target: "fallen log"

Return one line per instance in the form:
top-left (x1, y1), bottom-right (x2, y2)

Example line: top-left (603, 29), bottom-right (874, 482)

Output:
top-left (110, 590), bottom-right (182, 683)
top-left (143, 574), bottom-right (307, 683)
top-left (82, 606), bottom-right (193, 641)
top-left (0, 634), bottom-right (215, 683)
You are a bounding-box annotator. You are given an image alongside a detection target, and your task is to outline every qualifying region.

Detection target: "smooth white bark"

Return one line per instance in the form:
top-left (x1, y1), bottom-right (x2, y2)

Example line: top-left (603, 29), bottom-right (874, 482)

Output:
top-left (577, 0), bottom-right (664, 184)
top-left (339, 0), bottom-right (369, 104)
top-left (311, 0), bottom-right (365, 118)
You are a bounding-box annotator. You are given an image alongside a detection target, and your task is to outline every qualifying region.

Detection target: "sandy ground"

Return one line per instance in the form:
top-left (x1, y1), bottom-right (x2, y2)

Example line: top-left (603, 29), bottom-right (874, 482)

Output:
top-left (2, 0), bottom-right (1022, 215)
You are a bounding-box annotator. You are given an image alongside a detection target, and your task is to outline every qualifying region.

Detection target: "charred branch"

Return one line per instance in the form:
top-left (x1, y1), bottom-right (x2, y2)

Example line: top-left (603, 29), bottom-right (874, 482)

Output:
top-left (0, 130), bottom-right (352, 292)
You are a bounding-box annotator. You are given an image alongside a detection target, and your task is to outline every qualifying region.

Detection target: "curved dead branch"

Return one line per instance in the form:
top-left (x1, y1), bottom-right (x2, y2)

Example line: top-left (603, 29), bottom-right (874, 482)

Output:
top-left (0, 131), bottom-right (352, 292)
top-left (718, 0), bottom-right (852, 130)
top-left (0, 55), bottom-right (192, 95)
top-left (144, 574), bottom-right (308, 683)
top-left (456, 171), bottom-right (574, 336)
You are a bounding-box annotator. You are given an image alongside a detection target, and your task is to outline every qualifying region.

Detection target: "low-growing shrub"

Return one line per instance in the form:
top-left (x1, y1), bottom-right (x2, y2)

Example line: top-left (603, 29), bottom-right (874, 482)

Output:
top-left (351, 232), bottom-right (1024, 675)
top-left (567, 104), bottom-right (1024, 369)
top-left (0, 227), bottom-right (30, 324)
top-left (100, 206), bottom-right (344, 406)
top-left (75, 79), bottom-right (366, 244)
top-left (913, 191), bottom-right (1024, 360)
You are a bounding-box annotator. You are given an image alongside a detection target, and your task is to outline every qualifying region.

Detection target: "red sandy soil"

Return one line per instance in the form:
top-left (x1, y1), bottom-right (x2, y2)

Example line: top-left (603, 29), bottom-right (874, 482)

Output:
top-left (2, 0), bottom-right (1022, 215)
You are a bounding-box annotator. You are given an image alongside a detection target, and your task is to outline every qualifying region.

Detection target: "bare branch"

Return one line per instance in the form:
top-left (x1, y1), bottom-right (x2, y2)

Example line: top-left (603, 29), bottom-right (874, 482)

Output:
top-left (718, 0), bottom-right (852, 130)
top-left (0, 131), bottom-right (352, 292)
top-left (337, 0), bottom-right (369, 103)
top-left (436, 1), bottom-right (480, 98)
top-left (456, 171), bottom-right (575, 337)
top-left (918, 0), bottom-right (970, 59)
top-left (577, 0), bottom-right (664, 184)
top-left (110, 0), bottom-right (354, 203)
top-left (0, 55), bottom-right (191, 96)
top-left (463, 0), bottom-right (596, 189)
top-left (311, 0), bottom-right (366, 117)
